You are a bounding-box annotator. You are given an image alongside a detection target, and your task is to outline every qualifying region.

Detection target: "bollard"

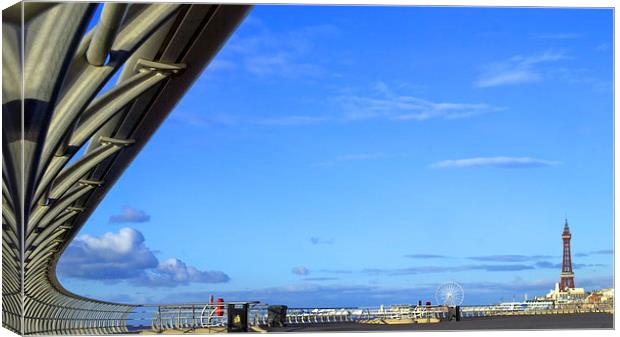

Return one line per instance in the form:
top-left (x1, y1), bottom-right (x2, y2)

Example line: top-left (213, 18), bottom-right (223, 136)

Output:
top-left (216, 298), bottom-right (224, 317)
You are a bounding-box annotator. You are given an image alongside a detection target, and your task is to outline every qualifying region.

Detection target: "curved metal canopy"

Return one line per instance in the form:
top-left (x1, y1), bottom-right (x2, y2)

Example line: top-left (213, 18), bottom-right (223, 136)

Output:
top-left (2, 2), bottom-right (251, 334)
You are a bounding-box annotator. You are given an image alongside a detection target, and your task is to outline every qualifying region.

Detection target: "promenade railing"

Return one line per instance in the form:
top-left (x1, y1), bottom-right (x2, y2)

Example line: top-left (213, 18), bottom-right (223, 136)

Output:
top-left (124, 301), bottom-right (614, 332)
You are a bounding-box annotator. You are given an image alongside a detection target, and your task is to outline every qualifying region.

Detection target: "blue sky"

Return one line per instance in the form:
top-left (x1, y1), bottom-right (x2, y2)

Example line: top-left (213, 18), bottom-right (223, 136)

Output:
top-left (57, 5), bottom-right (613, 306)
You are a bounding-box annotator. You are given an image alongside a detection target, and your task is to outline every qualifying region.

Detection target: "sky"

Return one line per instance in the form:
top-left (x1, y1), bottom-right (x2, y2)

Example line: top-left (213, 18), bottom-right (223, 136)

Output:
top-left (57, 5), bottom-right (614, 307)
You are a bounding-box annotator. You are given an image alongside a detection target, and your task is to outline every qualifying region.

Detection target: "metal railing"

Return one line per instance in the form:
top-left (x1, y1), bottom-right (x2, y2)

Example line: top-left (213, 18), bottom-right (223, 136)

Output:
top-left (114, 300), bottom-right (616, 333)
top-left (115, 301), bottom-right (616, 332)
top-left (122, 301), bottom-right (260, 332)
top-left (459, 303), bottom-right (614, 318)
top-left (124, 303), bottom-right (453, 332)
top-left (270, 305), bottom-right (452, 325)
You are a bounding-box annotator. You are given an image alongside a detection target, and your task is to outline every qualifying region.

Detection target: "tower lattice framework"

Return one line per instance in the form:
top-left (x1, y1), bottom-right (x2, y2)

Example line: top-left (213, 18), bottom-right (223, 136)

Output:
top-left (560, 219), bottom-right (575, 289)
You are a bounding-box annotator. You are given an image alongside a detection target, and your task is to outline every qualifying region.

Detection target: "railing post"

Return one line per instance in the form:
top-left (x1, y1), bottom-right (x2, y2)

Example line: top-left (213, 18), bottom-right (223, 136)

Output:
top-left (157, 306), bottom-right (162, 333)
top-left (192, 305), bottom-right (196, 330)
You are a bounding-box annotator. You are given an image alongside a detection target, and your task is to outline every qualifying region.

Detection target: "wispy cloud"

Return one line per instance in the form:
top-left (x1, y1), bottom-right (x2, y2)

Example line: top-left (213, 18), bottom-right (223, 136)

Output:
top-left (220, 17), bottom-right (341, 79)
top-left (338, 81), bottom-right (504, 121)
top-left (244, 54), bottom-right (325, 79)
top-left (152, 275), bottom-right (613, 307)
top-left (362, 264), bottom-right (536, 276)
top-left (318, 269), bottom-right (353, 274)
top-left (156, 283), bottom-right (385, 308)
top-left (207, 58), bottom-right (236, 72)
top-left (58, 228), bottom-right (229, 287)
top-left (596, 43), bottom-right (610, 52)
top-left (109, 206), bottom-right (150, 224)
top-left (534, 33), bottom-right (582, 40)
top-left (361, 258), bottom-right (604, 276)
top-left (337, 153), bottom-right (391, 161)
top-left (573, 263), bottom-right (607, 269)
top-left (174, 82), bottom-right (502, 129)
top-left (253, 115), bottom-right (329, 126)
top-left (312, 152), bottom-right (406, 167)
top-left (535, 261), bottom-right (606, 270)
top-left (310, 237), bottom-right (333, 245)
top-left (101, 292), bottom-right (155, 304)
top-left (431, 156), bottom-right (560, 169)
top-left (172, 111), bottom-right (329, 128)
top-left (475, 50), bottom-right (567, 88)
top-left (469, 254), bottom-right (554, 262)
top-left (404, 254), bottom-right (449, 259)
top-left (575, 249), bottom-right (613, 257)
top-left (292, 266), bottom-right (310, 276)
top-left (533, 261), bottom-right (561, 269)
top-left (303, 277), bottom-right (339, 282)
top-left (552, 67), bottom-right (612, 92)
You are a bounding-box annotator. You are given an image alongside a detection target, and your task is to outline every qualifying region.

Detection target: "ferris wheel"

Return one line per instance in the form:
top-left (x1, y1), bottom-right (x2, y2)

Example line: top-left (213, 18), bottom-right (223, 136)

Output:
top-left (435, 282), bottom-right (464, 306)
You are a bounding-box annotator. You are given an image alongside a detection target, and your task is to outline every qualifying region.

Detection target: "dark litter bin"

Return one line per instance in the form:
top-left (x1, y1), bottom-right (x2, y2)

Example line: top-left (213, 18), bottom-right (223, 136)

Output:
top-left (227, 303), bottom-right (249, 332)
top-left (447, 306), bottom-right (461, 321)
top-left (267, 305), bottom-right (288, 327)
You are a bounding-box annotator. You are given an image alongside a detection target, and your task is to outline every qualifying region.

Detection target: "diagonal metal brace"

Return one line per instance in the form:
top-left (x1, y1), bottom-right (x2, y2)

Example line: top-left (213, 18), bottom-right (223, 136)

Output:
top-left (77, 179), bottom-right (103, 186)
top-left (135, 58), bottom-right (186, 75)
top-left (99, 137), bottom-right (135, 146)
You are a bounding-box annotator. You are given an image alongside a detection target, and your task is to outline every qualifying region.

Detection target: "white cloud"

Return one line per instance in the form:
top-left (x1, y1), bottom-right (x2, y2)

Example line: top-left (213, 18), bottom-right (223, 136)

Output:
top-left (58, 228), bottom-right (230, 287)
top-left (475, 50), bottom-right (567, 88)
top-left (431, 156), bottom-right (561, 169)
top-left (136, 258), bottom-right (230, 287)
top-left (58, 228), bottom-right (158, 280)
top-left (109, 206), bottom-right (150, 223)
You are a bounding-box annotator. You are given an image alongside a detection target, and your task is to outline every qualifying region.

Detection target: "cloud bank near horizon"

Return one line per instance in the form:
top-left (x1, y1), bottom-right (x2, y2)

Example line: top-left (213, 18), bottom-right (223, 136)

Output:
top-left (58, 227), bottom-right (229, 287)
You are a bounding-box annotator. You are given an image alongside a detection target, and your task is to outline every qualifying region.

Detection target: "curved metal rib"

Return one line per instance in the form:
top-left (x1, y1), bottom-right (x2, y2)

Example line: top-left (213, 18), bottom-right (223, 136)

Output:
top-left (3, 2), bottom-right (251, 334)
top-left (86, 3), bottom-right (128, 66)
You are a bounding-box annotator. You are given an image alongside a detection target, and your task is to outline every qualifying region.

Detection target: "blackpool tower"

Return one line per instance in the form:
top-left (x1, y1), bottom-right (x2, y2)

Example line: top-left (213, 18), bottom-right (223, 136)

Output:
top-left (560, 219), bottom-right (575, 289)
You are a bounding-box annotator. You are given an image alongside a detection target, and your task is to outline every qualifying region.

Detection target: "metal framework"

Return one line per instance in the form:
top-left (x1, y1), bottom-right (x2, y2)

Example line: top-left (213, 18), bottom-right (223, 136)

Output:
top-left (560, 219), bottom-right (575, 290)
top-left (2, 2), bottom-right (250, 334)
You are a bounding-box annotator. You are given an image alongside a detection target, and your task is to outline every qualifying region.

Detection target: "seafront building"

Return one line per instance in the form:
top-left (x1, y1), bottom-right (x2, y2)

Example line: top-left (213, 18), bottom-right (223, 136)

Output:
top-left (586, 289), bottom-right (614, 304)
top-left (544, 283), bottom-right (586, 303)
